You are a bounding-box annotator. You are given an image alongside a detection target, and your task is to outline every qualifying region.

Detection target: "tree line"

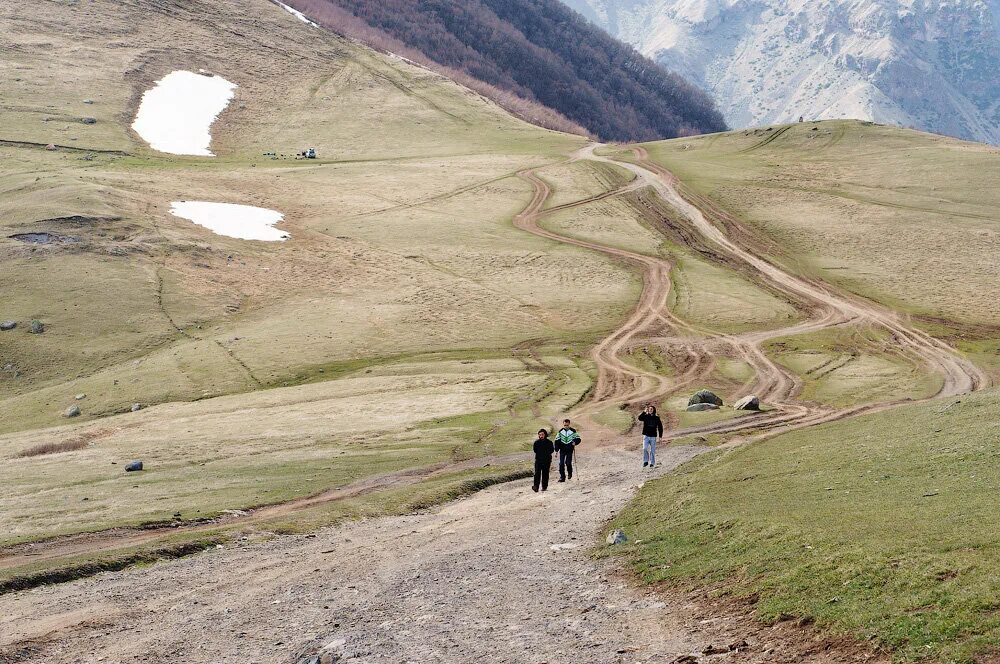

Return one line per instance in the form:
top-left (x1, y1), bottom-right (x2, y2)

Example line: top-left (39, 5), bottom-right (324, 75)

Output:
top-left (290, 0), bottom-right (727, 141)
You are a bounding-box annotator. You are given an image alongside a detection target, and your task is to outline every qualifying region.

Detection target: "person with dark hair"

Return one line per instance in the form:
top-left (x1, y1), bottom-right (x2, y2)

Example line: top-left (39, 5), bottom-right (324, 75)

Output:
top-left (554, 418), bottom-right (581, 482)
top-left (637, 404), bottom-right (663, 468)
top-left (532, 428), bottom-right (554, 492)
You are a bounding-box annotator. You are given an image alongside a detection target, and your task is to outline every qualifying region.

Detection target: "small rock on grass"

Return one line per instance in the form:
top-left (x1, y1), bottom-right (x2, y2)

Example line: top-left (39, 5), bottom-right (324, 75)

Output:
top-left (687, 403), bottom-right (719, 412)
top-left (29, 320), bottom-right (44, 334)
top-left (0, 321), bottom-right (15, 331)
top-left (64, 405), bottom-right (81, 418)
top-left (125, 460), bottom-right (143, 472)
top-left (606, 529), bottom-right (627, 545)
top-left (131, 403), bottom-right (142, 412)
top-left (75, 393), bottom-right (86, 400)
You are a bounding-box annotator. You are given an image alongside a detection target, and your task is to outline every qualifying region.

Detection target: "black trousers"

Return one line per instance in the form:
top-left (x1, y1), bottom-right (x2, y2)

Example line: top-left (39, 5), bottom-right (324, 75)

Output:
top-left (533, 457), bottom-right (551, 491)
top-left (558, 446), bottom-right (574, 480)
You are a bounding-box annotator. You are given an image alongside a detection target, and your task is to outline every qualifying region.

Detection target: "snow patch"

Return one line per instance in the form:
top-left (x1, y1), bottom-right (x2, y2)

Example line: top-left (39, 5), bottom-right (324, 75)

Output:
top-left (276, 1), bottom-right (318, 27)
top-left (132, 71), bottom-right (237, 156)
top-left (170, 201), bottom-right (289, 242)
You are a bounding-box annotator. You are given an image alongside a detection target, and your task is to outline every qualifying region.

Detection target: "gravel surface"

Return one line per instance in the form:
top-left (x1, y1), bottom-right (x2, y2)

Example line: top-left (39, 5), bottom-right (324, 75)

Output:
top-left (0, 445), bottom-right (885, 663)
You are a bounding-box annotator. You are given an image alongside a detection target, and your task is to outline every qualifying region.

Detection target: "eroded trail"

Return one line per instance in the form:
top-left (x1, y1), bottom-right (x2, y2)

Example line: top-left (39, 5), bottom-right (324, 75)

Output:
top-left (0, 143), bottom-right (982, 664)
top-left (516, 144), bottom-right (986, 441)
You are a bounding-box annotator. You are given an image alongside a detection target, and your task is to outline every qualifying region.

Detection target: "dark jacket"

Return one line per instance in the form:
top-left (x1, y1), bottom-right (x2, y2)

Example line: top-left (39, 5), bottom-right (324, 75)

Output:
top-left (533, 437), bottom-right (554, 461)
top-left (637, 412), bottom-right (663, 437)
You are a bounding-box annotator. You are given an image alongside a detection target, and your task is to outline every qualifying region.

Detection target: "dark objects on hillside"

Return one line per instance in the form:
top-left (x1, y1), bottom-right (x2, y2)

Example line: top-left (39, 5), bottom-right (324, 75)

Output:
top-left (0, 321), bottom-right (15, 331)
top-left (688, 389), bottom-right (723, 407)
top-left (289, 0), bottom-right (727, 141)
top-left (29, 320), bottom-right (45, 334)
top-left (125, 460), bottom-right (144, 472)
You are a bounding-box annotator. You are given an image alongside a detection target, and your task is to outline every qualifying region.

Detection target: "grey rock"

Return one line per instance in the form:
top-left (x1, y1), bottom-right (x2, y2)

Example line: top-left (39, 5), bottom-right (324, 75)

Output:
top-left (75, 393), bottom-right (86, 400)
top-left (0, 320), bottom-right (15, 331)
top-left (81, 117), bottom-right (97, 125)
top-left (29, 319), bottom-right (44, 334)
top-left (688, 389), bottom-right (723, 407)
top-left (125, 460), bottom-right (143, 472)
top-left (686, 403), bottom-right (720, 412)
top-left (83, 99), bottom-right (94, 104)
top-left (734, 395), bottom-right (761, 411)
top-left (606, 528), bottom-right (627, 545)
top-left (131, 403), bottom-right (142, 412)
top-left (64, 405), bottom-right (81, 418)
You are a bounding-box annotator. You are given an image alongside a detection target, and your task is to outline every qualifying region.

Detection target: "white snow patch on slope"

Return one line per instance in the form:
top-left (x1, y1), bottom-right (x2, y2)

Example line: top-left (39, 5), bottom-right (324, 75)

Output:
top-left (132, 71), bottom-right (237, 156)
top-left (170, 202), bottom-right (289, 242)
top-left (276, 1), bottom-right (318, 26)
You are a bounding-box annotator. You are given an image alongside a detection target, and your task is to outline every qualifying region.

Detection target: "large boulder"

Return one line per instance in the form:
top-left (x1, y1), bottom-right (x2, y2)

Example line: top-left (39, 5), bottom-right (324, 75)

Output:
top-left (734, 395), bottom-right (761, 411)
top-left (688, 389), bottom-right (723, 407)
top-left (687, 403), bottom-right (720, 412)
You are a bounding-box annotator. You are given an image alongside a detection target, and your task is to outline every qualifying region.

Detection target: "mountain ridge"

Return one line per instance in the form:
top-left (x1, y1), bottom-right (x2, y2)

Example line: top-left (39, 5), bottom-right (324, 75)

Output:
top-left (287, 0), bottom-right (728, 141)
top-left (562, 0), bottom-right (1000, 145)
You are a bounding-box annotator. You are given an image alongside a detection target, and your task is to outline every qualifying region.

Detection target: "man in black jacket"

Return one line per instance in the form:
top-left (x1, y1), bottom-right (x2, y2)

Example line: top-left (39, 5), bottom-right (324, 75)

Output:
top-left (637, 404), bottom-right (664, 468)
top-left (532, 429), bottom-right (554, 492)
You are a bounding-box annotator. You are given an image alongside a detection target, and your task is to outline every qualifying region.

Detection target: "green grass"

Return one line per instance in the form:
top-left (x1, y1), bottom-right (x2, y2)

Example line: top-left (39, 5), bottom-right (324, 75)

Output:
top-left (626, 121), bottom-right (1000, 336)
top-left (765, 326), bottom-right (943, 407)
top-left (606, 388), bottom-right (1000, 663)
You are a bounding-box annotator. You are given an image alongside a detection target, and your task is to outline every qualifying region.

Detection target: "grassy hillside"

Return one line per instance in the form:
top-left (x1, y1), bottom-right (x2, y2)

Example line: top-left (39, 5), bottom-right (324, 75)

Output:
top-left (0, 0), bottom-right (631, 560)
top-left (624, 121), bottom-right (1000, 372)
top-left (608, 389), bottom-right (1000, 662)
top-left (603, 122), bottom-right (1000, 662)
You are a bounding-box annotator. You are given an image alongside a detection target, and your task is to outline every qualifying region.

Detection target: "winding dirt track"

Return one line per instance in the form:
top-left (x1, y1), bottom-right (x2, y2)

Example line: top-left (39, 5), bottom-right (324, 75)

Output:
top-left (0, 143), bottom-right (983, 664)
top-left (515, 144), bottom-right (987, 440)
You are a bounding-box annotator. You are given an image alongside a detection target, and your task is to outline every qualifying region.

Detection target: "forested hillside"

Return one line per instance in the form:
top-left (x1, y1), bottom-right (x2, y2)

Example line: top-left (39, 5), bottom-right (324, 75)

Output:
top-left (288, 0), bottom-right (727, 141)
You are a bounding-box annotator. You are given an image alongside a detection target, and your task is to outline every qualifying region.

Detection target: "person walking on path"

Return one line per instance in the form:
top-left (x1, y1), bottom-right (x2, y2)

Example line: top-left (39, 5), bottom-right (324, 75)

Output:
top-left (532, 429), bottom-right (554, 492)
top-left (637, 404), bottom-right (663, 468)
top-left (554, 418), bottom-right (581, 482)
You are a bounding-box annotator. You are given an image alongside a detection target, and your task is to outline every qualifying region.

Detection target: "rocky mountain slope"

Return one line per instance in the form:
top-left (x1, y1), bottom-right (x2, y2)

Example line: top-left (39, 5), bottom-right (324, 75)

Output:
top-left (287, 0), bottom-right (727, 141)
top-left (562, 0), bottom-right (1000, 144)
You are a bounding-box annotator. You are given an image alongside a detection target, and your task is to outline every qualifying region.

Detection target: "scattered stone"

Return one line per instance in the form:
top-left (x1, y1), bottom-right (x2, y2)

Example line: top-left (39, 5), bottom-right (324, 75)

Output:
top-left (125, 460), bottom-right (143, 472)
top-left (131, 403), bottom-right (142, 412)
top-left (83, 99), bottom-right (94, 104)
top-left (728, 639), bottom-right (749, 652)
top-left (703, 643), bottom-right (728, 655)
top-left (670, 656), bottom-right (698, 664)
top-left (606, 528), bottom-right (627, 545)
top-left (45, 143), bottom-right (57, 151)
top-left (0, 321), bottom-right (15, 331)
top-left (733, 395), bottom-right (761, 411)
top-left (687, 403), bottom-right (719, 412)
top-left (29, 319), bottom-right (45, 334)
top-left (63, 405), bottom-right (81, 418)
top-left (81, 117), bottom-right (97, 125)
top-left (688, 389), bottom-right (723, 407)
top-left (75, 393), bottom-right (86, 400)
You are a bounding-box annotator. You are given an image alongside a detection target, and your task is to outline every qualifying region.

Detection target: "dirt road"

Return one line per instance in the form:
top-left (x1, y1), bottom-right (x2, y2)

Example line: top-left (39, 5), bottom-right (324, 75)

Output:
top-left (1, 444), bottom-right (888, 664)
top-left (0, 144), bottom-right (981, 663)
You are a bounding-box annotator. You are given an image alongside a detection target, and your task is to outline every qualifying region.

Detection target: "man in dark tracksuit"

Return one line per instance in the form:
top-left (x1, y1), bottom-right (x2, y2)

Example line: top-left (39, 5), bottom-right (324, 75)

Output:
top-left (554, 418), bottom-right (581, 482)
top-left (532, 429), bottom-right (554, 492)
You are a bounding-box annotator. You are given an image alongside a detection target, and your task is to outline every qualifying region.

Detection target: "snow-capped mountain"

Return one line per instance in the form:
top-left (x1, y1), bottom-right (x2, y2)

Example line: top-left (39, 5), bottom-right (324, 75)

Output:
top-left (562, 0), bottom-right (1000, 144)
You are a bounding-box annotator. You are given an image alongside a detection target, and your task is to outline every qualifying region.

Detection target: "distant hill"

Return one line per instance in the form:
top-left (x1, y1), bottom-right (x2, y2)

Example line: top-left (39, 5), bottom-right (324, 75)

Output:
top-left (287, 0), bottom-right (728, 141)
top-left (561, 0), bottom-right (1000, 145)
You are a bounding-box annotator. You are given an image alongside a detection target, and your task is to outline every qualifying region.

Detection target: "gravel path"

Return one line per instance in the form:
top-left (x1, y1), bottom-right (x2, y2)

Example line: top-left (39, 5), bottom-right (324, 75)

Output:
top-left (0, 444), bottom-right (884, 663)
